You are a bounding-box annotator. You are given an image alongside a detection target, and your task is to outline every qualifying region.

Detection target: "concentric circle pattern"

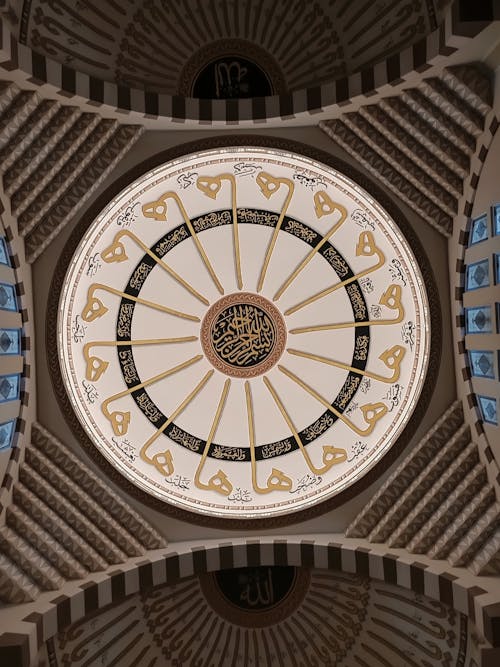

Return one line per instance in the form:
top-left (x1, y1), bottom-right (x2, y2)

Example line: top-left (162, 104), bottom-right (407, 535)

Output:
top-left (58, 147), bottom-right (430, 519)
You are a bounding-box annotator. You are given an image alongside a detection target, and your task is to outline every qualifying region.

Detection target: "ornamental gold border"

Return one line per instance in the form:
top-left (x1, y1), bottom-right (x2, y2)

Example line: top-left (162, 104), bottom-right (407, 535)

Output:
top-left (46, 135), bottom-right (442, 530)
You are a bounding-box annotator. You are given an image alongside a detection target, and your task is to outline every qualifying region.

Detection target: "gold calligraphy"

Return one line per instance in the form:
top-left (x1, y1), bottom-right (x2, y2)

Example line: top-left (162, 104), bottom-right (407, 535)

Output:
top-left (81, 283), bottom-right (200, 323)
top-left (255, 172), bottom-right (294, 292)
top-left (194, 378), bottom-right (233, 496)
top-left (142, 190), bottom-right (224, 294)
top-left (101, 230), bottom-right (209, 305)
top-left (273, 192), bottom-right (347, 301)
top-left (101, 355), bottom-right (203, 437)
top-left (290, 283), bottom-right (404, 334)
top-left (263, 376), bottom-right (347, 475)
top-left (83, 336), bottom-right (198, 382)
top-left (140, 369), bottom-right (214, 476)
top-left (197, 174), bottom-right (242, 290)
top-left (285, 231), bottom-right (386, 316)
top-left (278, 365), bottom-right (388, 436)
top-left (287, 344), bottom-right (406, 383)
top-left (245, 381), bottom-right (293, 494)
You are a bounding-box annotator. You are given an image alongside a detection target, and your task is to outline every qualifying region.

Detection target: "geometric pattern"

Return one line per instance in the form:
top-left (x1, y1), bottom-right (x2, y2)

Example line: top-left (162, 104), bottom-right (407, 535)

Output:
top-left (1, 537), bottom-right (498, 667)
top-left (46, 569), bottom-right (468, 667)
top-left (347, 400), bottom-right (500, 575)
top-left (321, 65), bottom-right (493, 237)
top-left (0, 423), bottom-right (167, 604)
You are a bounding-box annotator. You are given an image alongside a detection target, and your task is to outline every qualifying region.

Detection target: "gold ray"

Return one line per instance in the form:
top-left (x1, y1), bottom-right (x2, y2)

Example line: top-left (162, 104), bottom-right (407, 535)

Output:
top-left (255, 173), bottom-right (294, 293)
top-left (140, 369), bottom-right (214, 476)
top-left (278, 364), bottom-right (387, 436)
top-left (83, 336), bottom-right (198, 382)
top-left (245, 380), bottom-right (293, 494)
top-left (287, 344), bottom-right (406, 383)
top-left (273, 197), bottom-right (348, 301)
top-left (284, 231), bottom-right (385, 316)
top-left (142, 191), bottom-right (224, 294)
top-left (101, 355), bottom-right (203, 436)
top-left (101, 230), bottom-right (209, 305)
top-left (290, 283), bottom-right (404, 334)
top-left (194, 378), bottom-right (233, 496)
top-left (263, 376), bottom-right (347, 475)
top-left (81, 283), bottom-right (200, 323)
top-left (197, 174), bottom-right (242, 290)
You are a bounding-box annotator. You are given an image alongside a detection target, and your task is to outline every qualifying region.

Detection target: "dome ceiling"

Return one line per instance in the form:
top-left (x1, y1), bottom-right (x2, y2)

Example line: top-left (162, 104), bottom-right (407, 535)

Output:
top-left (47, 566), bottom-right (470, 666)
top-left (17, 0), bottom-right (448, 95)
top-left (56, 145), bottom-right (430, 524)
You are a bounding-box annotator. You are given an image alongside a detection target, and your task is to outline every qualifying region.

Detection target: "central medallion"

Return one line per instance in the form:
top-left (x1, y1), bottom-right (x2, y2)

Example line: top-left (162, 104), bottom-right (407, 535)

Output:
top-left (201, 292), bottom-right (287, 378)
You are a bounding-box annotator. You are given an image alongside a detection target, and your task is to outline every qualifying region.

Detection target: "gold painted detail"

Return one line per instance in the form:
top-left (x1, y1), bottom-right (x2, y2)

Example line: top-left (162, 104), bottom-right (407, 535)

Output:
top-left (256, 172), bottom-right (294, 292)
top-left (142, 190), bottom-right (224, 294)
top-left (285, 231), bottom-right (385, 316)
top-left (201, 292), bottom-right (286, 378)
top-left (197, 174), bottom-right (242, 289)
top-left (278, 365), bottom-right (387, 437)
top-left (101, 229), bottom-right (209, 305)
top-left (290, 283), bottom-right (404, 334)
top-left (245, 381), bottom-right (293, 494)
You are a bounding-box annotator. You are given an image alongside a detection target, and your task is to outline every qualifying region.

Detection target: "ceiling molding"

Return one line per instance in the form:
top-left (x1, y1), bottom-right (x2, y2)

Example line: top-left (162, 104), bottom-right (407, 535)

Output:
top-left (0, 4), bottom-right (492, 126)
top-left (1, 536), bottom-right (499, 666)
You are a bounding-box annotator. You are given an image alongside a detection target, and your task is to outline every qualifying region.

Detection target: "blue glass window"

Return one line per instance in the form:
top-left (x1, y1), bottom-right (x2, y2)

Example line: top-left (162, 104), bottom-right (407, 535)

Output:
top-left (0, 283), bottom-right (17, 311)
top-left (0, 374), bottom-right (20, 403)
top-left (0, 329), bottom-right (21, 355)
top-left (0, 419), bottom-right (16, 450)
top-left (465, 306), bottom-right (492, 334)
top-left (0, 238), bottom-right (9, 266)
top-left (469, 350), bottom-right (495, 379)
top-left (470, 214), bottom-right (489, 245)
top-left (466, 259), bottom-right (489, 290)
top-left (492, 204), bottom-right (500, 236)
top-left (478, 395), bottom-right (498, 425)
top-left (494, 254), bottom-right (500, 284)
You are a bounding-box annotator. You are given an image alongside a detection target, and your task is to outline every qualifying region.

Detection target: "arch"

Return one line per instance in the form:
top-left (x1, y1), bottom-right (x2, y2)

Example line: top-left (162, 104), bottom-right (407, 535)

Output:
top-left (2, 536), bottom-right (499, 666)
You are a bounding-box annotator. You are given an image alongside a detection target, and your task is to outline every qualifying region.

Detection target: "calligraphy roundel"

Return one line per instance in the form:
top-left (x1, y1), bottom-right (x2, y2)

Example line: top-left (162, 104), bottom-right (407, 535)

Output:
top-left (58, 146), bottom-right (430, 521)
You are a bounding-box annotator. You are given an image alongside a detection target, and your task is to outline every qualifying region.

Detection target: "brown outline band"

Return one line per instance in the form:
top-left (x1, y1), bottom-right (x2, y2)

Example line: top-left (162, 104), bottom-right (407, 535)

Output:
top-left (46, 135), bottom-right (442, 530)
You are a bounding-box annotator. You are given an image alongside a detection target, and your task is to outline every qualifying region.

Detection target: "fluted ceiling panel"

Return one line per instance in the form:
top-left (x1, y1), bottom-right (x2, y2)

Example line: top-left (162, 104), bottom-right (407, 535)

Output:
top-left (16, 0), bottom-right (448, 95)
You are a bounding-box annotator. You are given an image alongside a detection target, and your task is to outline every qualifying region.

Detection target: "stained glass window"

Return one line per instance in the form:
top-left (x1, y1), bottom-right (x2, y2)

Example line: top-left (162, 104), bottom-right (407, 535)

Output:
top-left (0, 374), bottom-right (20, 403)
top-left (0, 238), bottom-right (9, 266)
top-left (469, 214), bottom-right (488, 245)
top-left (0, 329), bottom-right (21, 355)
top-left (0, 420), bottom-right (16, 450)
top-left (0, 283), bottom-right (17, 311)
top-left (478, 395), bottom-right (498, 425)
top-left (466, 259), bottom-right (489, 290)
top-left (469, 350), bottom-right (495, 379)
top-left (465, 306), bottom-right (492, 334)
top-left (492, 204), bottom-right (500, 236)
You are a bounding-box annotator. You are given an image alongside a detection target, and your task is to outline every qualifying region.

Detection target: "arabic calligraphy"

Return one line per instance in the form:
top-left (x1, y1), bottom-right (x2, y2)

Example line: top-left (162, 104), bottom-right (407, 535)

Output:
top-left (239, 568), bottom-right (275, 607)
top-left (290, 473), bottom-right (322, 494)
top-left (212, 303), bottom-right (276, 368)
top-left (86, 252), bottom-right (101, 277)
top-left (227, 488), bottom-right (253, 503)
top-left (176, 172), bottom-right (198, 189)
top-left (72, 315), bottom-right (87, 343)
top-left (401, 321), bottom-right (416, 351)
top-left (81, 379), bottom-right (98, 404)
top-left (165, 475), bottom-right (190, 490)
top-left (116, 202), bottom-right (139, 227)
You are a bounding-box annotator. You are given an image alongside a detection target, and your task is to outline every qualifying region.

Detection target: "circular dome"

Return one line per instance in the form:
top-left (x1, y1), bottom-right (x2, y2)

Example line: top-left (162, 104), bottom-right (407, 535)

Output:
top-left (57, 146), bottom-right (430, 521)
